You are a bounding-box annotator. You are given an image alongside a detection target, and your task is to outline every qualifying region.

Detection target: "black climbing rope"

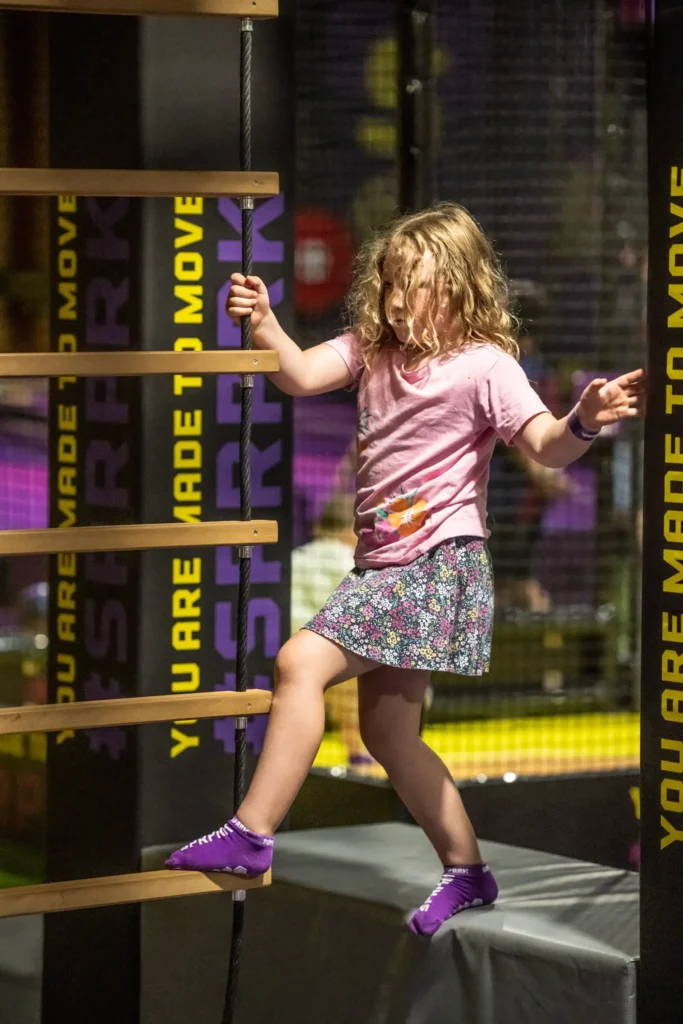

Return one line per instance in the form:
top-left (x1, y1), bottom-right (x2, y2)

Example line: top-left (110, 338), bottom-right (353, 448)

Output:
top-left (222, 16), bottom-right (253, 1024)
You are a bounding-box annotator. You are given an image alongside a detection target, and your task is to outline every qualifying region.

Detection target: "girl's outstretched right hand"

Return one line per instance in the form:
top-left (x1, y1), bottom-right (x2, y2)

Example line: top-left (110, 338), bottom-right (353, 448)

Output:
top-left (226, 273), bottom-right (272, 331)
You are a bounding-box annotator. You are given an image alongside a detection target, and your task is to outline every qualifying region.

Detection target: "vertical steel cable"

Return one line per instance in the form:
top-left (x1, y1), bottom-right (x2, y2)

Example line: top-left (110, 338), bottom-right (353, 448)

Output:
top-left (222, 16), bottom-right (253, 1024)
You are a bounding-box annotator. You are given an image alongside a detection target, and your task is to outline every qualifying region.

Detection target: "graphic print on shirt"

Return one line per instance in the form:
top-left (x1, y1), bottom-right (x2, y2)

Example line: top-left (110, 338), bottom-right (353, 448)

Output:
top-left (367, 487), bottom-right (429, 549)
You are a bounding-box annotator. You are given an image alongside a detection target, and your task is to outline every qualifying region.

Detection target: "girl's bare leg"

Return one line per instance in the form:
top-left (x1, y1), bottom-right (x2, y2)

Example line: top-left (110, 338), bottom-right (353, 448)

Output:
top-left (237, 629), bottom-right (376, 835)
top-left (358, 665), bottom-right (482, 865)
top-left (167, 631), bottom-right (376, 872)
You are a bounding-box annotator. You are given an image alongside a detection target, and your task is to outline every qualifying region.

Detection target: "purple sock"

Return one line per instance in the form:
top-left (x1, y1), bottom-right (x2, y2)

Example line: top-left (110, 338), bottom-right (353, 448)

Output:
top-left (165, 816), bottom-right (273, 878)
top-left (409, 863), bottom-right (498, 936)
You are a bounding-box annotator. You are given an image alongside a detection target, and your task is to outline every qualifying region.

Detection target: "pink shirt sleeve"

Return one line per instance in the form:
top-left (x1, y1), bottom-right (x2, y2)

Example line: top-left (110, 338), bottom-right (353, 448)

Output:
top-left (324, 333), bottom-right (365, 387)
top-left (480, 352), bottom-right (550, 444)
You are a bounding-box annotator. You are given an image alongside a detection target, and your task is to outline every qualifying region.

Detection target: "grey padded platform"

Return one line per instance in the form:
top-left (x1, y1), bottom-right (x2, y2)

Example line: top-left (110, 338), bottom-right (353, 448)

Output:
top-left (140, 822), bottom-right (639, 1024)
top-left (0, 915), bottom-right (42, 1022)
top-left (0, 823), bottom-right (639, 1023)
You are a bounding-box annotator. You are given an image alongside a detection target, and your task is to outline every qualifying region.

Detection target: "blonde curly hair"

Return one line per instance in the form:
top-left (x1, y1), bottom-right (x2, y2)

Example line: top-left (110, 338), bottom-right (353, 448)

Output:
top-left (345, 202), bottom-right (519, 370)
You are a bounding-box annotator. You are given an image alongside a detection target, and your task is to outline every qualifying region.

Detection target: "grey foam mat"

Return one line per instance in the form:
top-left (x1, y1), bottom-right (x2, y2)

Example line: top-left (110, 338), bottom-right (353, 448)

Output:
top-left (0, 915), bottom-right (42, 1023)
top-left (140, 822), bottom-right (639, 1024)
top-left (0, 823), bottom-right (639, 1023)
top-left (273, 822), bottom-right (639, 959)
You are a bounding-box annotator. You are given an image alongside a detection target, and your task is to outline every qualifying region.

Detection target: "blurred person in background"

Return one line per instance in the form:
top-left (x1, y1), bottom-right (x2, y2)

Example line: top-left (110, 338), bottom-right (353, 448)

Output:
top-left (291, 494), bottom-right (375, 769)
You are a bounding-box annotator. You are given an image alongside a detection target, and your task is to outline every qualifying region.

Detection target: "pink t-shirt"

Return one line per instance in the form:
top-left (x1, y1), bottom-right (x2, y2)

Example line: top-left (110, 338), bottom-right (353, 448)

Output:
top-left (325, 334), bottom-right (550, 568)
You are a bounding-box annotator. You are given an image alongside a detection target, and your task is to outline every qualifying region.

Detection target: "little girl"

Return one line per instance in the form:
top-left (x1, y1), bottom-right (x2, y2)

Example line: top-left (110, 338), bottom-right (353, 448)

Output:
top-left (167, 203), bottom-right (645, 936)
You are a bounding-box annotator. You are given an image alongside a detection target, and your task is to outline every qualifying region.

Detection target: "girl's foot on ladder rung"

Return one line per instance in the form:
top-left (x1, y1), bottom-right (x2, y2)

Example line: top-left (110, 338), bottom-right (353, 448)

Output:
top-left (165, 816), bottom-right (273, 877)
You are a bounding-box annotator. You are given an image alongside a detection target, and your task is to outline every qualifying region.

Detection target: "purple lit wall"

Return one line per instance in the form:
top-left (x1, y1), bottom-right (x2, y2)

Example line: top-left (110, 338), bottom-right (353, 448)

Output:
top-left (0, 431), bottom-right (48, 530)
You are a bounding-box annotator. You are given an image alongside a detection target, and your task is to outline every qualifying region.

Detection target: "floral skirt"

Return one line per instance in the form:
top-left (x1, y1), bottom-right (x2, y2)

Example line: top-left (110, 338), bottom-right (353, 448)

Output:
top-left (305, 537), bottom-right (494, 675)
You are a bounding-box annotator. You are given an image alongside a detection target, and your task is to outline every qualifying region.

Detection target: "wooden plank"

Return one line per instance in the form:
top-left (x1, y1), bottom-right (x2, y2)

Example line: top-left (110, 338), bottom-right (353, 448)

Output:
top-left (0, 168), bottom-right (278, 197)
top-left (0, 689), bottom-right (272, 736)
top-left (0, 0), bottom-right (277, 12)
top-left (0, 869), bottom-right (271, 919)
top-left (0, 519), bottom-right (277, 555)
top-left (0, 350), bottom-right (279, 377)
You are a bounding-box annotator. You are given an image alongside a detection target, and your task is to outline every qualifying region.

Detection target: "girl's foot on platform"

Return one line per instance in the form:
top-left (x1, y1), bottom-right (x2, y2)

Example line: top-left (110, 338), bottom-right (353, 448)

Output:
top-left (165, 816), bottom-right (273, 878)
top-left (409, 864), bottom-right (498, 937)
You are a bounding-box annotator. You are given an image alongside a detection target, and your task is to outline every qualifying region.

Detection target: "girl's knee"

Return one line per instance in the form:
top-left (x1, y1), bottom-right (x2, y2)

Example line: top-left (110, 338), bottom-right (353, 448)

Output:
top-left (273, 631), bottom-right (321, 689)
top-left (274, 629), bottom-right (362, 694)
top-left (273, 638), bottom-right (300, 689)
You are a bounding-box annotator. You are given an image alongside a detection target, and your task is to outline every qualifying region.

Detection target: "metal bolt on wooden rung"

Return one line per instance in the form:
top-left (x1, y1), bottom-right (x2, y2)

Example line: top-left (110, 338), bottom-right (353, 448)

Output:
top-left (239, 546), bottom-right (253, 559)
top-left (241, 16), bottom-right (253, 30)
top-left (241, 374), bottom-right (254, 389)
top-left (234, 717), bottom-right (248, 731)
top-left (240, 196), bottom-right (255, 210)
top-left (233, 890), bottom-right (247, 902)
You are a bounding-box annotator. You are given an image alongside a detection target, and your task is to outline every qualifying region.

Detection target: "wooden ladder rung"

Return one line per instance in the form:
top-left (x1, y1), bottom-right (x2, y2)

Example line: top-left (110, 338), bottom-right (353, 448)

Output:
top-left (0, 350), bottom-right (279, 378)
top-left (0, 868), bottom-right (271, 919)
top-left (0, 688), bottom-right (272, 735)
top-left (0, 520), bottom-right (277, 555)
top-left (0, 168), bottom-right (279, 197)
top-left (0, 0), bottom-right (278, 15)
